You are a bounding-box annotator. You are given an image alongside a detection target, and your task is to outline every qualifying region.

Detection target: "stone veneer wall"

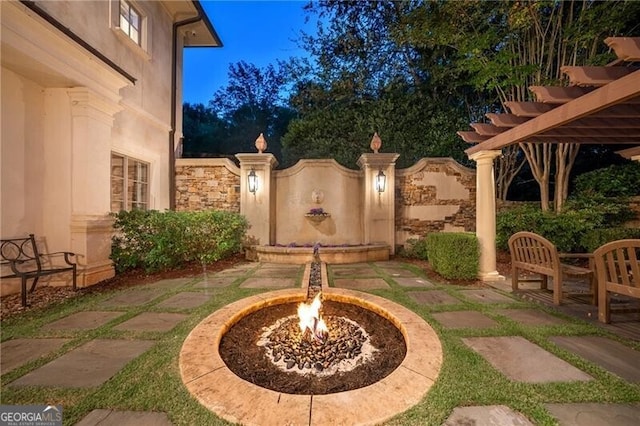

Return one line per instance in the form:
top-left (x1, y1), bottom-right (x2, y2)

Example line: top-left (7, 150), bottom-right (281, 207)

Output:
top-left (175, 158), bottom-right (241, 212)
top-left (395, 158), bottom-right (476, 246)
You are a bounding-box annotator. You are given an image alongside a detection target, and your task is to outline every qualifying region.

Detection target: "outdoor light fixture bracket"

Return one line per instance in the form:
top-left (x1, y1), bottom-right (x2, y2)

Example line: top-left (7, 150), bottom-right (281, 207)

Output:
top-left (248, 169), bottom-right (258, 194)
top-left (375, 169), bottom-right (386, 193)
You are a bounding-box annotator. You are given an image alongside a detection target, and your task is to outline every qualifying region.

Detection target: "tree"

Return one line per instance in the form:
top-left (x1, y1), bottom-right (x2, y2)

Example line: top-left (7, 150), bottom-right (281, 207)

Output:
top-left (182, 103), bottom-right (228, 157)
top-left (282, 1), bottom-right (478, 168)
top-left (401, 0), bottom-right (640, 210)
top-left (209, 61), bottom-right (296, 163)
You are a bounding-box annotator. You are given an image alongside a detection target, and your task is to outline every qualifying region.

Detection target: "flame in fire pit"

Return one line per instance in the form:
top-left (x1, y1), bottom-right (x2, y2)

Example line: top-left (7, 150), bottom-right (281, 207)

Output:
top-left (297, 293), bottom-right (328, 341)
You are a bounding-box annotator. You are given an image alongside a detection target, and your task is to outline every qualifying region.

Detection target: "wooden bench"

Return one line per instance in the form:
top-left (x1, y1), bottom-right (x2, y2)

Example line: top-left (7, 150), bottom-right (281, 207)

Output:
top-left (593, 239), bottom-right (640, 324)
top-left (508, 231), bottom-right (594, 305)
top-left (1, 234), bottom-right (77, 307)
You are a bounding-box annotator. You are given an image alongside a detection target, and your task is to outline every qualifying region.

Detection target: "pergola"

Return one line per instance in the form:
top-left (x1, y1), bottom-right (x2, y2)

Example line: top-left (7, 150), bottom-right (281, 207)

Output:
top-left (458, 37), bottom-right (640, 281)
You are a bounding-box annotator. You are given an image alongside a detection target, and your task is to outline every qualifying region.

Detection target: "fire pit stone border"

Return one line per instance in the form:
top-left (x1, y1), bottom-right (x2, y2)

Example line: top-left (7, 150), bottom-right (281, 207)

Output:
top-left (180, 286), bottom-right (442, 425)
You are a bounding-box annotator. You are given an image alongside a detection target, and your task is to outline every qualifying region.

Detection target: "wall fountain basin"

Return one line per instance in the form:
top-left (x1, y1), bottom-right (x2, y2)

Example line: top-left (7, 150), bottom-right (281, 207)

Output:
top-left (248, 243), bottom-right (390, 264)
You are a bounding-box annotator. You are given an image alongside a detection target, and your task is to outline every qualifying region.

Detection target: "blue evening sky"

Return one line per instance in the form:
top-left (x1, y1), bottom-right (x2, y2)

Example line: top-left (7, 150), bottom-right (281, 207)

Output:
top-left (183, 0), bottom-right (315, 105)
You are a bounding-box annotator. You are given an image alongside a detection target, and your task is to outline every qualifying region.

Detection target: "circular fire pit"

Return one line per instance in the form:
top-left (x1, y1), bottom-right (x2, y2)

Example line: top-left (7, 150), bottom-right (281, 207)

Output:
top-left (180, 288), bottom-right (442, 425)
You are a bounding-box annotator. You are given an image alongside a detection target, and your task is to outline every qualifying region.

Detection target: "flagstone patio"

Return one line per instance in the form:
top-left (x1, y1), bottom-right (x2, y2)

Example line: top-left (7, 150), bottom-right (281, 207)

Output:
top-left (1, 260), bottom-right (639, 425)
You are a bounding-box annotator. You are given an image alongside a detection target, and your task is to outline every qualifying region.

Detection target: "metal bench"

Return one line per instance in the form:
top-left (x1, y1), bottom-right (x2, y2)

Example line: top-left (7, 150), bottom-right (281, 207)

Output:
top-left (508, 231), bottom-right (594, 305)
top-left (593, 239), bottom-right (640, 324)
top-left (1, 234), bottom-right (77, 307)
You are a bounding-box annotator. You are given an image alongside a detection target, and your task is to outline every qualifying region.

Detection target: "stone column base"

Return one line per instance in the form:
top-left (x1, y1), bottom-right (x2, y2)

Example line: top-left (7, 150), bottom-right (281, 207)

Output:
top-left (479, 271), bottom-right (506, 282)
top-left (71, 214), bottom-right (115, 287)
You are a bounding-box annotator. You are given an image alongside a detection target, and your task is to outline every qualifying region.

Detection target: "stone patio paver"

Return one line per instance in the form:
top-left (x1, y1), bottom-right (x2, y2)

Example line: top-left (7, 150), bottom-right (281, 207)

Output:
top-left (331, 267), bottom-right (378, 277)
top-left (193, 276), bottom-right (238, 288)
top-left (9, 339), bottom-right (155, 388)
top-left (433, 311), bottom-right (498, 329)
top-left (393, 277), bottom-right (434, 287)
top-left (43, 311), bottom-right (123, 331)
top-left (259, 263), bottom-right (301, 269)
top-left (463, 336), bottom-right (593, 383)
top-left (496, 308), bottom-right (567, 326)
top-left (143, 278), bottom-right (193, 289)
top-left (549, 336), bottom-right (640, 383)
top-left (379, 267), bottom-right (419, 278)
top-left (333, 278), bottom-right (390, 290)
top-left (0, 338), bottom-right (70, 374)
top-left (239, 277), bottom-right (296, 288)
top-left (407, 290), bottom-right (460, 305)
top-left (253, 267), bottom-right (300, 278)
top-left (460, 289), bottom-right (515, 304)
top-left (113, 312), bottom-right (188, 332)
top-left (155, 292), bottom-right (213, 310)
top-left (545, 402), bottom-right (640, 426)
top-left (100, 289), bottom-right (165, 308)
top-left (76, 409), bottom-right (173, 426)
top-left (444, 405), bottom-right (534, 426)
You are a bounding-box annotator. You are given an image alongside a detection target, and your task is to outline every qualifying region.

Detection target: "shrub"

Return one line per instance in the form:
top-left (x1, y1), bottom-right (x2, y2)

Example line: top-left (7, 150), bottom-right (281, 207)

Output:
top-left (426, 232), bottom-right (478, 280)
top-left (497, 198), bottom-right (635, 253)
top-left (400, 238), bottom-right (429, 260)
top-left (574, 162), bottom-right (640, 198)
top-left (580, 227), bottom-right (640, 252)
top-left (111, 210), bottom-right (248, 273)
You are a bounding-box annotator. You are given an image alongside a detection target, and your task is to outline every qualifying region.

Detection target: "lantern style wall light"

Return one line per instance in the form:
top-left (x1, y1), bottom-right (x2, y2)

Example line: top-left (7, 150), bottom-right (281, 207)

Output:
top-left (375, 169), bottom-right (386, 193)
top-left (247, 169), bottom-right (258, 194)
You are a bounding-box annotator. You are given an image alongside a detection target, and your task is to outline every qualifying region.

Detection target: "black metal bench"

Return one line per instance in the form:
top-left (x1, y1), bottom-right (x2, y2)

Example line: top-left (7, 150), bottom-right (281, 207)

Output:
top-left (1, 234), bottom-right (77, 307)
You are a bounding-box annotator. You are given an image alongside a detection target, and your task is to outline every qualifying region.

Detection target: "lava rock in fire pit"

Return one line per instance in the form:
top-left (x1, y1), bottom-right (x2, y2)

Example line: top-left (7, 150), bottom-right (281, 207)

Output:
top-left (258, 315), bottom-right (376, 377)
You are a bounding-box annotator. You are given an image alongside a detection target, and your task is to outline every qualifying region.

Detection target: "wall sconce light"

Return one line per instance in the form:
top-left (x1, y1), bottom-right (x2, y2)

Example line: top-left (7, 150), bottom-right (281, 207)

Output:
top-left (248, 169), bottom-right (258, 194)
top-left (375, 169), bottom-right (386, 193)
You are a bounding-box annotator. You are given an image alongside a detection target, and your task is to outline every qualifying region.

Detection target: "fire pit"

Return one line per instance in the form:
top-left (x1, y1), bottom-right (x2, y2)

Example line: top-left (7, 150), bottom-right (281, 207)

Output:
top-left (179, 262), bottom-right (442, 425)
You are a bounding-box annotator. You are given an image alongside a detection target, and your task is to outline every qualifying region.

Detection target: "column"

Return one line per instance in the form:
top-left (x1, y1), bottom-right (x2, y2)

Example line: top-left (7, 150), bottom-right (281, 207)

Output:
top-left (236, 153), bottom-right (279, 246)
top-left (357, 153), bottom-right (400, 254)
top-left (469, 149), bottom-right (505, 282)
top-left (67, 87), bottom-right (123, 286)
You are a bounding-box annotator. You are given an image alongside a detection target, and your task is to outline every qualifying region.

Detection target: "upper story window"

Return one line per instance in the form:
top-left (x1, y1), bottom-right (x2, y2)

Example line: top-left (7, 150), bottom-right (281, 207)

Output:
top-left (119, 0), bottom-right (141, 45)
top-left (110, 0), bottom-right (150, 56)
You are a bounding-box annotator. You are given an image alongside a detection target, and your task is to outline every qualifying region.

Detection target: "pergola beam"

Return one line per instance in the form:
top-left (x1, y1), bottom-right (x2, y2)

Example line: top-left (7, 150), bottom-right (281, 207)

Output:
top-left (529, 86), bottom-right (594, 103)
top-left (605, 37), bottom-right (640, 62)
top-left (465, 69), bottom-right (640, 155)
top-left (561, 65), bottom-right (637, 87)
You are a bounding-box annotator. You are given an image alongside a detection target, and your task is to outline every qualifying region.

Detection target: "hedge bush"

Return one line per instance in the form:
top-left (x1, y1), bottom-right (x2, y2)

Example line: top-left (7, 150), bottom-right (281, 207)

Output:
top-left (574, 162), bottom-right (640, 198)
top-left (426, 232), bottom-right (479, 280)
top-left (111, 210), bottom-right (248, 273)
top-left (496, 197), bottom-right (635, 253)
top-left (580, 227), bottom-right (640, 252)
top-left (399, 238), bottom-right (429, 260)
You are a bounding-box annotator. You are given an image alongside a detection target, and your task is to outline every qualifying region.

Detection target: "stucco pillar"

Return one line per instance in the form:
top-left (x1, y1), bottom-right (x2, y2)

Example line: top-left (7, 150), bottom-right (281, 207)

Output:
top-left (357, 153), bottom-right (400, 254)
top-left (67, 87), bottom-right (123, 286)
top-left (469, 150), bottom-right (505, 282)
top-left (236, 153), bottom-right (279, 246)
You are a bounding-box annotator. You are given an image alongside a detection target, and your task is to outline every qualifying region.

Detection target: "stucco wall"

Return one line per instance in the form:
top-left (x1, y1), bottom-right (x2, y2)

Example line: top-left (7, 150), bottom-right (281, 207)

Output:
top-left (395, 158), bottom-right (476, 246)
top-left (175, 159), bottom-right (241, 212)
top-left (274, 160), bottom-right (363, 246)
top-left (174, 157), bottom-right (477, 248)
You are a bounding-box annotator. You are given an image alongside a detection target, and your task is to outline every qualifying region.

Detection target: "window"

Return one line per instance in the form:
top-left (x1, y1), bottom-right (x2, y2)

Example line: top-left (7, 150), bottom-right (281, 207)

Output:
top-left (119, 0), bottom-right (141, 45)
top-left (111, 153), bottom-right (149, 211)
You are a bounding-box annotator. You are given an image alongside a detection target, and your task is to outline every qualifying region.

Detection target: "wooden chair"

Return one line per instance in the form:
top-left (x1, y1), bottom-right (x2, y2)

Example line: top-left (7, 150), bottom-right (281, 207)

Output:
top-left (508, 231), bottom-right (593, 305)
top-left (593, 239), bottom-right (640, 324)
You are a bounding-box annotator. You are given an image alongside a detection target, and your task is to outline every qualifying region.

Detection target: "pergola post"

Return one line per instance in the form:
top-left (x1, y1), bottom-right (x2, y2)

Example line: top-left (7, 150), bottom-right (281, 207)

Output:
top-left (469, 150), bottom-right (505, 282)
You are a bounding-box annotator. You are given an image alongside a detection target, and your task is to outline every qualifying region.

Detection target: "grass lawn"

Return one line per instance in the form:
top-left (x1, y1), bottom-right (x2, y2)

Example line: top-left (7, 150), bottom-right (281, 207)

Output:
top-left (1, 260), bottom-right (639, 425)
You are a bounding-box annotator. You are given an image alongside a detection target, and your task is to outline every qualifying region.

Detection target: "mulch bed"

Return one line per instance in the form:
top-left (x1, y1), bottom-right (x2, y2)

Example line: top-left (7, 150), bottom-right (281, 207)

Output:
top-left (0, 254), bottom-right (244, 321)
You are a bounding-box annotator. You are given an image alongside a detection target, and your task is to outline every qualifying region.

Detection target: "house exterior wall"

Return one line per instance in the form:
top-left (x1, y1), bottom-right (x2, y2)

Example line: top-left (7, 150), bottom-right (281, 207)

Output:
top-left (1, 0), bottom-right (204, 295)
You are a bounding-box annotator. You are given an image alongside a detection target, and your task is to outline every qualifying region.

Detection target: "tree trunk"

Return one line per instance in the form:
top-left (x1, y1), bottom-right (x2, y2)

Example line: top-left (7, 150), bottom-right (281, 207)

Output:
top-left (554, 142), bottom-right (580, 212)
top-left (520, 142), bottom-right (552, 211)
top-left (495, 145), bottom-right (525, 201)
